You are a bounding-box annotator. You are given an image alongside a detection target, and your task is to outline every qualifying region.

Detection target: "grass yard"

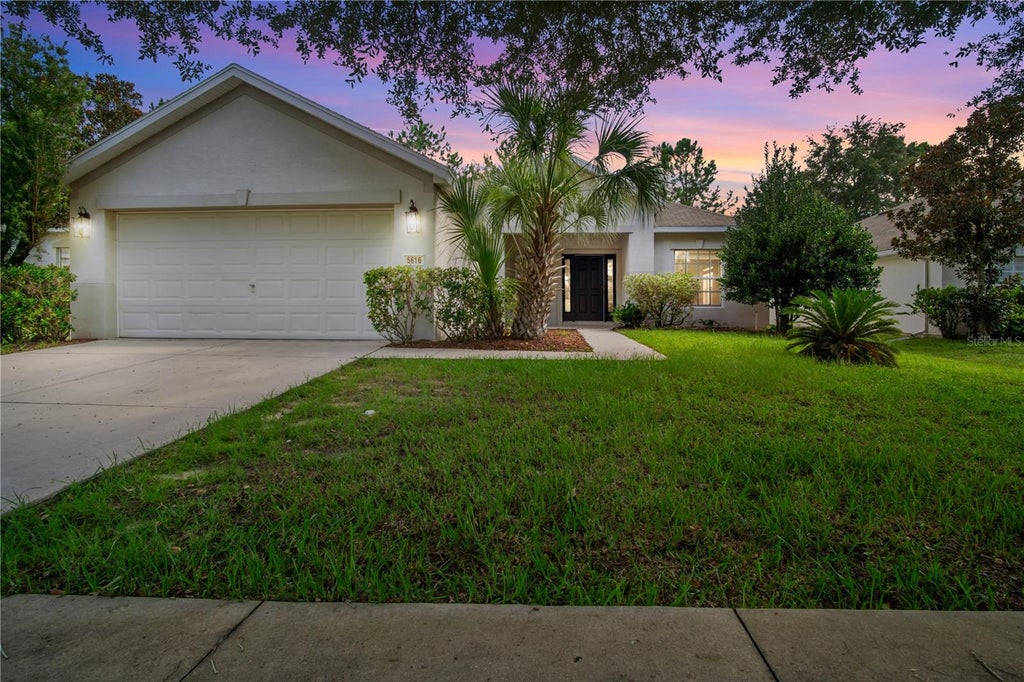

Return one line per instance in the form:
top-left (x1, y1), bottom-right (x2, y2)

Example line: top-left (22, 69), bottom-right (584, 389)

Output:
top-left (2, 332), bottom-right (1022, 609)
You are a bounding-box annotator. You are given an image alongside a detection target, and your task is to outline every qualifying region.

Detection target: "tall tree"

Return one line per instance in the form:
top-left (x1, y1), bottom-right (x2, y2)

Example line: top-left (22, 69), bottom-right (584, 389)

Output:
top-left (652, 138), bottom-right (738, 214)
top-left (891, 95), bottom-right (1024, 292)
top-left (5, 2), bottom-right (1020, 119)
top-left (719, 144), bottom-right (880, 333)
top-left (1, 24), bottom-right (88, 265)
top-left (388, 120), bottom-right (463, 171)
top-left (484, 81), bottom-right (664, 339)
top-left (77, 73), bottom-right (145, 152)
top-left (803, 116), bottom-right (929, 220)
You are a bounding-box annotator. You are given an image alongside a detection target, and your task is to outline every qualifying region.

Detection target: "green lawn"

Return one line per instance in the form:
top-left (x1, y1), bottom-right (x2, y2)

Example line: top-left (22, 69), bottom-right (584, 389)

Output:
top-left (2, 332), bottom-right (1022, 609)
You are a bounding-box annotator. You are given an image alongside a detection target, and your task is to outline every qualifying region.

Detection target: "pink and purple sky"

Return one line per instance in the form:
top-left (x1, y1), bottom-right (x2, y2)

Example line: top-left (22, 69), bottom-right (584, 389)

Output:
top-left (21, 8), bottom-right (1000, 200)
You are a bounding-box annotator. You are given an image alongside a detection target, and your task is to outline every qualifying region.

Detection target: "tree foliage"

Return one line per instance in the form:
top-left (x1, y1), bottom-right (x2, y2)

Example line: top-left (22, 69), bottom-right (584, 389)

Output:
top-left (484, 80), bottom-right (665, 339)
top-left (1, 24), bottom-right (88, 265)
top-left (890, 95), bottom-right (1024, 293)
top-left (389, 120), bottom-right (463, 171)
top-left (719, 144), bottom-right (880, 334)
top-left (78, 73), bottom-right (145, 152)
top-left (803, 116), bottom-right (929, 220)
top-left (652, 138), bottom-right (737, 214)
top-left (5, 2), bottom-right (1020, 119)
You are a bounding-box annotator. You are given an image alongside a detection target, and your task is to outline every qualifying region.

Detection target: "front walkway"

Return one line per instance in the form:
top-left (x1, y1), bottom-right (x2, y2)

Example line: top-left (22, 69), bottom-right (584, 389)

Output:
top-left (2, 595), bottom-right (1020, 680)
top-left (370, 327), bottom-right (665, 360)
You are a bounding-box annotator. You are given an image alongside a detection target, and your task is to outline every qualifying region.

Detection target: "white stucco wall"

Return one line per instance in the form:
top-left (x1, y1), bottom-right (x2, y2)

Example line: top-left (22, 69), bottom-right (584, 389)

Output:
top-left (876, 254), bottom-right (961, 334)
top-left (68, 86), bottom-right (441, 339)
top-left (653, 232), bottom-right (767, 329)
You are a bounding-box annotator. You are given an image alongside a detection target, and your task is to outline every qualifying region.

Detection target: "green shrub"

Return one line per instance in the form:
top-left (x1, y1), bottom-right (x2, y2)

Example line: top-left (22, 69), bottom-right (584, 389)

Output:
top-left (970, 276), bottom-right (1024, 340)
top-left (784, 288), bottom-right (901, 367)
top-left (422, 267), bottom-right (489, 342)
top-left (611, 302), bottom-right (645, 328)
top-left (0, 264), bottom-right (77, 343)
top-left (911, 286), bottom-right (966, 339)
top-left (365, 266), bottom-right (516, 343)
top-left (363, 266), bottom-right (433, 344)
top-left (992, 276), bottom-right (1024, 340)
top-left (912, 279), bottom-right (1024, 340)
top-left (622, 272), bottom-right (699, 328)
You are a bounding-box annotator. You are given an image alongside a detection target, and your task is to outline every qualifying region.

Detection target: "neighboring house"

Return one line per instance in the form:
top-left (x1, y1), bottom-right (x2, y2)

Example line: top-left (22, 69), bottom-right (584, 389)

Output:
top-left (29, 230), bottom-right (71, 268)
top-left (861, 203), bottom-right (1024, 334)
top-left (64, 64), bottom-right (763, 340)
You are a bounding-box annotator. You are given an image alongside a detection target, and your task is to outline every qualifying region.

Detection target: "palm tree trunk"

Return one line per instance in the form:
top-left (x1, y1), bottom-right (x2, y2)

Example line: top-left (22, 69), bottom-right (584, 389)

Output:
top-left (511, 236), bottom-right (562, 340)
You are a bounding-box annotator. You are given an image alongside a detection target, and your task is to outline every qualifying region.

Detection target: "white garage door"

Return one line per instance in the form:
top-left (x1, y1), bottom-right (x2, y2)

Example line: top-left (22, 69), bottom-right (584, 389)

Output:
top-left (117, 210), bottom-right (392, 339)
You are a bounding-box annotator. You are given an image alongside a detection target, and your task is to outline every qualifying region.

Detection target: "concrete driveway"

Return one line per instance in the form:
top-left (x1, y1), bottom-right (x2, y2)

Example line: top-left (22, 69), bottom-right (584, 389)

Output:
top-left (1, 339), bottom-right (383, 512)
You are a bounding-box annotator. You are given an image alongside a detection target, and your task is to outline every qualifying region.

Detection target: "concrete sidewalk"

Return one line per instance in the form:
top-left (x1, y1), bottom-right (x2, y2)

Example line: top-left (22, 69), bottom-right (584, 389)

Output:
top-left (370, 327), bottom-right (665, 360)
top-left (1, 596), bottom-right (1021, 681)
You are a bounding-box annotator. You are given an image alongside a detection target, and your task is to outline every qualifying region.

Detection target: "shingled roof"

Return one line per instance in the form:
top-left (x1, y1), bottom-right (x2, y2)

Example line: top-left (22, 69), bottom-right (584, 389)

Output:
top-left (860, 201), bottom-right (915, 253)
top-left (654, 202), bottom-right (735, 228)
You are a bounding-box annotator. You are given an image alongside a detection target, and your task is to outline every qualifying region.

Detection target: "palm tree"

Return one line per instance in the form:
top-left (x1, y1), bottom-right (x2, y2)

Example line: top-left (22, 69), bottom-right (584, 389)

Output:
top-left (437, 173), bottom-right (509, 339)
top-left (784, 288), bottom-right (902, 366)
top-left (482, 81), bottom-right (665, 339)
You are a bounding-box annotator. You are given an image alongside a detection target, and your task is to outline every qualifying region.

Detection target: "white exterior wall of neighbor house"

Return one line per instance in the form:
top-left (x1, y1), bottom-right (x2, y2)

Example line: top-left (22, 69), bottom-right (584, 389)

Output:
top-left (859, 205), bottom-right (1024, 335)
top-left (28, 231), bottom-right (71, 266)
top-left (874, 254), bottom-right (953, 334)
top-left (67, 78), bottom-right (444, 340)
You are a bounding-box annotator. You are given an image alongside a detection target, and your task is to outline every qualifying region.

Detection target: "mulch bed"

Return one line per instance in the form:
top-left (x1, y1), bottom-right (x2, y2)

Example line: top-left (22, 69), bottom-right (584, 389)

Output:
top-left (395, 328), bottom-right (592, 352)
top-left (0, 339), bottom-right (97, 355)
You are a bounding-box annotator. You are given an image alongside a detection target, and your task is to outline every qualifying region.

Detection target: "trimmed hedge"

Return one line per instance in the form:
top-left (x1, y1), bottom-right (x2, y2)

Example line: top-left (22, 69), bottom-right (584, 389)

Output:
top-left (1, 264), bottom-right (77, 343)
top-left (364, 266), bottom-right (515, 344)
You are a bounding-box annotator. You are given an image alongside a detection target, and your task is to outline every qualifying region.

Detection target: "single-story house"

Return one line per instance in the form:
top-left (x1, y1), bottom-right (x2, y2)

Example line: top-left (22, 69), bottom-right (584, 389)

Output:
top-left (62, 63), bottom-right (764, 340)
top-left (509, 202), bottom-right (765, 329)
top-left (861, 204), bottom-right (1024, 334)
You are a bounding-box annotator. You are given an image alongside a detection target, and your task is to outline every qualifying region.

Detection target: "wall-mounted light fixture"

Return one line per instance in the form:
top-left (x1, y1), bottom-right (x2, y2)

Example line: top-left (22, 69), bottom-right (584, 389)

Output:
top-left (405, 200), bottom-right (420, 234)
top-left (71, 206), bottom-right (92, 239)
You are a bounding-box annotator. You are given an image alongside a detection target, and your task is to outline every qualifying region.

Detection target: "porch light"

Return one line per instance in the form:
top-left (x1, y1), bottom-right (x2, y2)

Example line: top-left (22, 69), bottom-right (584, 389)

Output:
top-left (405, 200), bottom-right (420, 234)
top-left (71, 206), bottom-right (92, 239)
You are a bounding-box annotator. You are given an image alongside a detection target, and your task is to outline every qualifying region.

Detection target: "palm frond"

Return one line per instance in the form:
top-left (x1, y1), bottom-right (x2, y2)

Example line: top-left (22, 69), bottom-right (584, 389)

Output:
top-left (438, 174), bottom-right (506, 288)
top-left (784, 289), bottom-right (902, 367)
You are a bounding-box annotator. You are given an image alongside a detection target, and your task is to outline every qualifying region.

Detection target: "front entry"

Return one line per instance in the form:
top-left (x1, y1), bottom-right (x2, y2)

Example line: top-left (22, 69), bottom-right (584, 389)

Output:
top-left (563, 254), bottom-right (615, 322)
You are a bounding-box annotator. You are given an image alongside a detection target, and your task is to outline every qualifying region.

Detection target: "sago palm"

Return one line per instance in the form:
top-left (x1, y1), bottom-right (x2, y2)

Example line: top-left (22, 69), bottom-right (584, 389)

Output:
top-left (784, 289), bottom-right (902, 366)
top-left (438, 173), bottom-right (509, 338)
top-left (483, 80), bottom-right (665, 339)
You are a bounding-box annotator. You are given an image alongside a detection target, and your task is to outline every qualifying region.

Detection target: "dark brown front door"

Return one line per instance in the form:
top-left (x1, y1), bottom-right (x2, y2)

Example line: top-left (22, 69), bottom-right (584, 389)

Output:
top-left (567, 255), bottom-right (606, 321)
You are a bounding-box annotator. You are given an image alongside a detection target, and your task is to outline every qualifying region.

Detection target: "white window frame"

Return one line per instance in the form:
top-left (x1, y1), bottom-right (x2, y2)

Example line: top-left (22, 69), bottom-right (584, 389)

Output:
top-left (674, 249), bottom-right (723, 307)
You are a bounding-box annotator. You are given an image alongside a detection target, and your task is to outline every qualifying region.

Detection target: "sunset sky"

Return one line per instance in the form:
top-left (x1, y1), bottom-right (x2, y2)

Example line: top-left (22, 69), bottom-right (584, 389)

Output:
top-left (21, 7), bottom-right (1000, 200)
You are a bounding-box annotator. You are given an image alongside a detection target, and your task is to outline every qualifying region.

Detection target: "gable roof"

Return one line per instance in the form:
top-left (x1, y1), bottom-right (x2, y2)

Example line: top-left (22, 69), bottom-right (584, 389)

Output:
top-left (654, 202), bottom-right (735, 228)
top-left (860, 201), bottom-right (914, 253)
top-left (66, 63), bottom-right (451, 186)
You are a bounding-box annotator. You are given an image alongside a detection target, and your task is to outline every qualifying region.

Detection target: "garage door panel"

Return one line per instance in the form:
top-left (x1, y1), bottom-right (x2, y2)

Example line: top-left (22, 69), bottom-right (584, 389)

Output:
top-left (120, 280), bottom-right (151, 300)
top-left (117, 210), bottom-right (391, 339)
top-left (154, 280), bottom-right (184, 299)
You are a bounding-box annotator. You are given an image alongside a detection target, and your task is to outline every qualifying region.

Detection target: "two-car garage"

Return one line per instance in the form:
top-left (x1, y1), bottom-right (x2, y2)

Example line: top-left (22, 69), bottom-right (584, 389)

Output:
top-left (65, 64), bottom-right (449, 340)
top-left (116, 210), bottom-right (392, 339)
